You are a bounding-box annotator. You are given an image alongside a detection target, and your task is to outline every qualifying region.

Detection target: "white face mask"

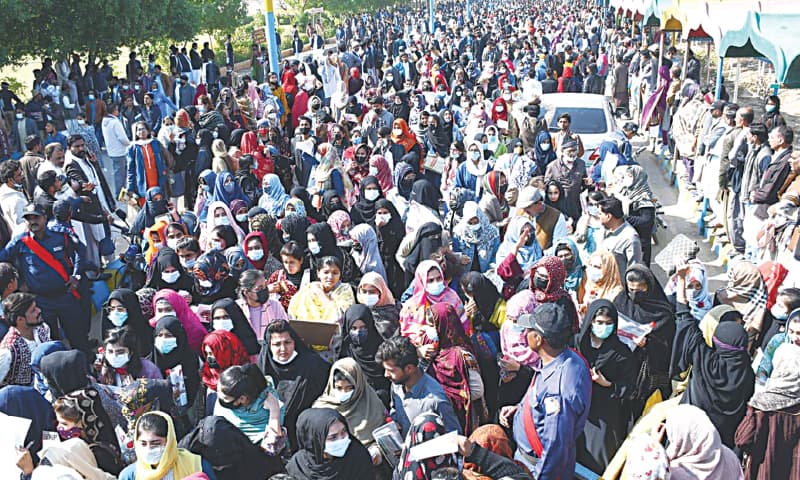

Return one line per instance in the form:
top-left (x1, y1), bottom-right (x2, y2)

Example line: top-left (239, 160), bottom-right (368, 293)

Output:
top-left (166, 238), bottom-right (180, 250)
top-left (369, 166), bottom-right (379, 176)
top-left (324, 436), bottom-right (351, 458)
top-left (198, 279), bottom-right (214, 288)
top-left (213, 318), bottom-right (234, 331)
top-left (156, 309), bottom-right (176, 319)
top-left (181, 258), bottom-right (196, 270)
top-left (503, 93), bottom-right (512, 101)
top-left (496, 106), bottom-right (505, 112)
top-left (273, 350), bottom-right (298, 365)
top-left (364, 189), bottom-right (380, 201)
top-left (211, 240), bottom-right (224, 250)
top-left (335, 389), bottom-right (354, 403)
top-left (308, 242), bottom-right (321, 255)
top-left (161, 270), bottom-right (180, 284)
top-left (106, 352), bottom-right (130, 369)
top-left (540, 143), bottom-right (551, 151)
top-left (216, 216), bottom-right (230, 226)
top-left (248, 249), bottom-right (264, 261)
top-left (139, 445), bottom-right (166, 465)
top-left (235, 213), bottom-right (248, 222)
top-left (361, 293), bottom-right (380, 307)
top-left (468, 222), bottom-right (481, 233)
top-left (376, 213), bottom-right (391, 224)
top-left (621, 175), bottom-right (634, 188)
top-left (392, 128), bottom-right (402, 136)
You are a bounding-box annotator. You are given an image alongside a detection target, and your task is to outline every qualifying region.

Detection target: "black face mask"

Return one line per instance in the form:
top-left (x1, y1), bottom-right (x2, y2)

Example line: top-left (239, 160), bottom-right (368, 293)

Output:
top-left (297, 126), bottom-right (310, 135)
top-left (352, 243), bottom-right (363, 253)
top-left (207, 357), bottom-right (220, 370)
top-left (629, 290), bottom-right (646, 304)
top-left (400, 177), bottom-right (415, 190)
top-left (533, 275), bottom-right (549, 290)
top-left (218, 397), bottom-right (239, 409)
top-left (356, 155), bottom-right (368, 165)
top-left (255, 289), bottom-right (270, 304)
top-left (334, 133), bottom-right (343, 141)
top-left (561, 257), bottom-right (574, 271)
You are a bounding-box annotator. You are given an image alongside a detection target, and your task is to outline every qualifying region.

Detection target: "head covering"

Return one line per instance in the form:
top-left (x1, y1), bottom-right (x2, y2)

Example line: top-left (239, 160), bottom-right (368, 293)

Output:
top-left (393, 162), bottom-right (415, 200)
top-left (133, 411), bottom-right (203, 480)
top-left (199, 330), bottom-right (249, 391)
top-left (334, 305), bottom-right (386, 389)
top-left (464, 425), bottom-right (516, 480)
top-left (369, 155), bottom-right (393, 192)
top-left (40, 438), bottom-right (115, 480)
top-left (749, 342), bottom-right (800, 411)
top-left (531, 255), bottom-right (569, 304)
top-left (461, 271), bottom-right (501, 330)
top-left (102, 288), bottom-right (154, 355)
top-left (285, 197), bottom-right (307, 218)
top-left (616, 165), bottom-right (655, 214)
top-left (454, 201), bottom-right (500, 249)
top-left (391, 118), bottom-right (418, 153)
top-left (39, 350), bottom-right (90, 396)
top-left (223, 246), bottom-right (253, 282)
top-left (410, 178), bottom-right (440, 211)
top-left (625, 435), bottom-right (671, 480)
top-left (495, 216), bottom-right (542, 273)
top-left (664, 260), bottom-right (713, 321)
top-left (290, 186), bottom-right (320, 221)
top-left (326, 210), bottom-right (352, 244)
top-left (717, 259), bottom-right (768, 332)
top-left (396, 412), bottom-right (459, 479)
top-left (502, 290), bottom-right (540, 367)
top-left (150, 289), bottom-right (207, 354)
top-left (259, 174), bottom-right (291, 216)
top-left (281, 213), bottom-right (311, 249)
top-left (664, 405), bottom-right (745, 480)
top-left (192, 249), bottom-right (232, 298)
top-left (204, 201), bottom-right (246, 246)
top-left (210, 171), bottom-right (250, 205)
top-left (307, 222), bottom-right (343, 263)
top-left (351, 176), bottom-right (383, 226)
top-left (146, 247), bottom-right (193, 292)
top-left (321, 190), bottom-right (346, 219)
top-left (758, 260), bottom-right (789, 309)
top-left (151, 315), bottom-right (200, 403)
top-left (403, 223), bottom-right (443, 276)
top-left (548, 237), bottom-right (583, 291)
top-left (242, 231), bottom-right (269, 269)
top-left (119, 379), bottom-right (183, 437)
top-left (349, 224), bottom-right (386, 279)
top-left (210, 298), bottom-right (260, 356)
top-left (616, 264), bottom-right (675, 330)
top-left (0, 386), bottom-right (56, 461)
top-left (286, 408), bottom-right (372, 480)
top-left (698, 305), bottom-right (740, 347)
top-left (60, 387), bottom-right (116, 445)
top-left (31, 341), bottom-right (68, 395)
top-left (314, 358), bottom-right (386, 445)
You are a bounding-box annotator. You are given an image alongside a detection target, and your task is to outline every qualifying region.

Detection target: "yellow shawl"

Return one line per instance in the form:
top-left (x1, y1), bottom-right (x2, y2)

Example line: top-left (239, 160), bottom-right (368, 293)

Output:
top-left (134, 411), bottom-right (202, 480)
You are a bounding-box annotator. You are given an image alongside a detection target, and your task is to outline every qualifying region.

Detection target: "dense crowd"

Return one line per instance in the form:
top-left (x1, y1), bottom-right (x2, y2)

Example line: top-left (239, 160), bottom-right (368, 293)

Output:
top-left (0, 0), bottom-right (798, 479)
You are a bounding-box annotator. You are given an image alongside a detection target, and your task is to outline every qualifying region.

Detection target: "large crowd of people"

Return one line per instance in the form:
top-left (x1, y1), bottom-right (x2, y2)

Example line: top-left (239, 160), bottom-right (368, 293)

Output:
top-left (0, 0), bottom-right (798, 479)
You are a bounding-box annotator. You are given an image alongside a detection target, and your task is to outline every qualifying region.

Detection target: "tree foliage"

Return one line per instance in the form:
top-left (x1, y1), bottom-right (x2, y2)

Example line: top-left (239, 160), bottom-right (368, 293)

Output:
top-left (0, 0), bottom-right (248, 66)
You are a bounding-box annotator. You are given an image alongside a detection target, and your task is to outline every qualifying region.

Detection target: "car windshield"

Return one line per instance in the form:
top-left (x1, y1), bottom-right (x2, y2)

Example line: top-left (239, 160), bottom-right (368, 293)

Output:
top-left (546, 107), bottom-right (608, 134)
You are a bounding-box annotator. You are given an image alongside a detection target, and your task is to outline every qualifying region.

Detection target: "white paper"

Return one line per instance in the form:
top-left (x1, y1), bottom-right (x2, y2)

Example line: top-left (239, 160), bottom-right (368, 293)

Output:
top-left (408, 431), bottom-right (458, 461)
top-left (496, 119), bottom-right (509, 131)
top-left (616, 313), bottom-right (654, 351)
top-left (0, 412), bottom-right (32, 475)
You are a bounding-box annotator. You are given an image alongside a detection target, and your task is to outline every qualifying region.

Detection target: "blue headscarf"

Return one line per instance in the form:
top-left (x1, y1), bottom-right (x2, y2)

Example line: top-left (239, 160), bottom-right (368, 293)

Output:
top-left (548, 237), bottom-right (583, 292)
top-left (533, 130), bottom-right (557, 174)
top-left (211, 171), bottom-right (250, 206)
top-left (259, 174), bottom-right (291, 217)
top-left (0, 386), bottom-right (57, 462)
top-left (198, 169), bottom-right (218, 222)
top-left (495, 216), bottom-right (542, 273)
top-left (193, 249), bottom-right (231, 298)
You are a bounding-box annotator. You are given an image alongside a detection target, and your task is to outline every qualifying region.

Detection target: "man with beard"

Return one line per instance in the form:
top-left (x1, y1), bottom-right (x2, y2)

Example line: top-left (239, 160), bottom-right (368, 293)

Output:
top-left (0, 205), bottom-right (87, 356)
top-left (0, 292), bottom-right (52, 386)
top-left (376, 336), bottom-right (461, 436)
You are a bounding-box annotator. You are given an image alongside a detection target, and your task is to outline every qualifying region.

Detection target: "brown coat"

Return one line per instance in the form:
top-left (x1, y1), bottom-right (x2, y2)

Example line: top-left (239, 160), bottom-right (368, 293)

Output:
top-left (84, 99), bottom-right (107, 126)
top-left (735, 404), bottom-right (800, 480)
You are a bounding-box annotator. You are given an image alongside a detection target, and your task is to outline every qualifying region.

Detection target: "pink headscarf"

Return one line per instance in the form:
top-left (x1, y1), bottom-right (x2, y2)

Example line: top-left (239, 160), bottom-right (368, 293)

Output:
top-left (326, 210), bottom-right (352, 244)
top-left (400, 260), bottom-right (467, 338)
top-left (369, 155), bottom-right (393, 192)
top-left (150, 289), bottom-right (208, 355)
top-left (201, 201), bottom-right (246, 250)
top-left (357, 272), bottom-right (395, 307)
top-left (501, 290), bottom-right (539, 367)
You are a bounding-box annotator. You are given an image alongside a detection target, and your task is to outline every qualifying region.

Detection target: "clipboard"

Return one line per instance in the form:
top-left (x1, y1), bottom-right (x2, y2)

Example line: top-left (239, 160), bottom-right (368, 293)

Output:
top-left (424, 153), bottom-right (446, 174)
top-left (290, 319), bottom-right (339, 348)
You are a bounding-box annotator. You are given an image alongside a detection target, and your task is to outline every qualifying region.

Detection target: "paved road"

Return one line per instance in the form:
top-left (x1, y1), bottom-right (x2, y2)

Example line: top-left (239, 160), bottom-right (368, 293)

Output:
top-left (633, 143), bottom-right (726, 293)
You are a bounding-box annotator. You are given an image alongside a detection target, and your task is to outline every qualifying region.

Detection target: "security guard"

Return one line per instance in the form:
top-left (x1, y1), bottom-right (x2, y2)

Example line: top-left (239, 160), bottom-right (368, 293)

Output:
top-left (499, 303), bottom-right (591, 479)
top-left (0, 203), bottom-right (89, 353)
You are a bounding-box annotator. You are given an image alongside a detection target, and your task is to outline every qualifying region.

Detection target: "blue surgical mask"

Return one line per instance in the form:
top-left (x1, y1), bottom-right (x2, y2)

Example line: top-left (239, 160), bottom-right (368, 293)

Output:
top-left (771, 304), bottom-right (788, 320)
top-left (588, 267), bottom-right (602, 283)
top-left (324, 436), bottom-right (351, 457)
top-left (426, 280), bottom-right (446, 296)
top-left (308, 242), bottom-right (321, 255)
top-left (155, 337), bottom-right (178, 354)
top-left (108, 310), bottom-right (128, 327)
top-left (592, 323), bottom-right (614, 340)
top-left (510, 322), bottom-right (526, 333)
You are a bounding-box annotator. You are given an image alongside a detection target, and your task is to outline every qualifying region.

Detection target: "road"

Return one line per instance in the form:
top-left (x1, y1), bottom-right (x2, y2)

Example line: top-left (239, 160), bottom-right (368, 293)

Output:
top-left (633, 142), bottom-right (726, 292)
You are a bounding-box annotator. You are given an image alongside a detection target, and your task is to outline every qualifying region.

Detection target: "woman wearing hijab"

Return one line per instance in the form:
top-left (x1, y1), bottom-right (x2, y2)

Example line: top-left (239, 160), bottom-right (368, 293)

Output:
top-left (102, 288), bottom-right (155, 355)
top-left (544, 179), bottom-right (567, 214)
top-left (369, 154), bottom-right (393, 193)
top-left (223, 246), bottom-right (253, 283)
top-left (258, 320), bottom-right (331, 449)
top-left (98, 327), bottom-right (162, 387)
top-left (38, 438), bottom-right (116, 480)
top-left (146, 247), bottom-right (195, 294)
top-left (314, 358), bottom-right (388, 464)
top-left (229, 199), bottom-right (249, 232)
top-left (390, 161), bottom-right (417, 215)
top-left (209, 170), bottom-right (249, 208)
top-left (350, 176), bottom-right (383, 227)
top-left (452, 201), bottom-right (500, 273)
top-left (531, 255), bottom-right (579, 328)
top-left (290, 186), bottom-right (322, 222)
top-left (405, 178), bottom-right (442, 235)
top-left (443, 187), bottom-right (470, 241)
top-left (394, 412), bottom-right (462, 480)
top-left (149, 289), bottom-right (208, 355)
top-left (200, 201), bottom-right (246, 250)
top-left (664, 260), bottom-right (713, 321)
top-left (574, 299), bottom-right (638, 474)
top-left (736, 342), bottom-right (800, 479)
top-left (194, 169), bottom-right (216, 222)
top-left (280, 213), bottom-right (311, 250)
top-left (284, 197), bottom-right (309, 220)
top-left (333, 305), bottom-right (391, 406)
top-left (192, 249), bottom-right (236, 304)
top-left (289, 255), bottom-right (356, 325)
top-left (661, 405), bottom-right (745, 480)
top-left (426, 111), bottom-right (454, 160)
top-left (307, 222), bottom-right (361, 285)
top-left (671, 264), bottom-right (755, 447)
top-left (152, 315), bottom-right (201, 406)
top-left (242, 231), bottom-right (282, 276)
top-left (495, 216), bottom-right (542, 297)
top-left (209, 298), bottom-right (260, 356)
top-left (309, 144), bottom-right (351, 206)
top-left (319, 190), bottom-right (346, 219)
top-left (400, 260), bottom-right (467, 339)
top-left (373, 198), bottom-right (405, 297)
top-left (259, 174), bottom-right (291, 217)
top-left (346, 144), bottom-right (372, 196)
top-left (550, 237), bottom-right (585, 304)
top-left (357, 272), bottom-right (401, 340)
top-left (0, 385), bottom-right (56, 464)
top-left (52, 387), bottom-right (121, 472)
top-left (349, 223), bottom-right (387, 281)
top-left (400, 222), bottom-right (443, 286)
top-left (615, 264), bottom-right (676, 403)
top-left (532, 130), bottom-right (557, 175)
top-left (326, 209), bottom-right (352, 246)
top-left (286, 407), bottom-right (373, 480)
top-left (241, 131), bottom-right (271, 181)
top-left (388, 118), bottom-right (423, 168)
top-left (715, 259), bottom-right (769, 346)
top-left (118, 411), bottom-right (215, 480)
top-left (131, 187), bottom-right (170, 240)
top-left (614, 165), bottom-right (657, 265)
top-left (479, 170), bottom-right (510, 229)
top-left (757, 309), bottom-right (800, 384)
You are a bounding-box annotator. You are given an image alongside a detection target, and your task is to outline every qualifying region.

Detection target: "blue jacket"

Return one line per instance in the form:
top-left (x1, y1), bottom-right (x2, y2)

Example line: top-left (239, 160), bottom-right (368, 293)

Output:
top-left (0, 229), bottom-right (84, 297)
top-left (455, 161), bottom-right (493, 197)
top-left (513, 348), bottom-right (591, 480)
top-left (451, 229), bottom-right (500, 272)
top-left (126, 139), bottom-right (168, 197)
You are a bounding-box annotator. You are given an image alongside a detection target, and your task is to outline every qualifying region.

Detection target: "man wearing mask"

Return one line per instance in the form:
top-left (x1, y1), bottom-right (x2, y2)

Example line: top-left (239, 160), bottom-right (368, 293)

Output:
top-left (292, 116), bottom-right (317, 186)
top-left (544, 139), bottom-right (588, 224)
top-left (9, 107), bottom-right (38, 155)
top-left (64, 134), bottom-right (115, 268)
top-left (0, 206), bottom-right (88, 355)
top-left (362, 96), bottom-right (394, 148)
top-left (173, 75), bottom-right (195, 109)
top-left (516, 186), bottom-right (567, 251)
top-left (499, 303), bottom-right (591, 477)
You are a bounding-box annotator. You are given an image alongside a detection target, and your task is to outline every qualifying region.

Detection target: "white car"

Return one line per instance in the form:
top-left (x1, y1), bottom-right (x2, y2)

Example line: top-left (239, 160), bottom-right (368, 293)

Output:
top-left (514, 93), bottom-right (617, 165)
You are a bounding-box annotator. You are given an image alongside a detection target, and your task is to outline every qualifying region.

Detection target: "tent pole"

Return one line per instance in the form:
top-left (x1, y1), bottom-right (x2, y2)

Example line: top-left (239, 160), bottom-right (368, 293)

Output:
top-left (681, 37), bottom-right (690, 82)
top-left (657, 29), bottom-right (664, 73)
top-left (715, 56), bottom-right (724, 100)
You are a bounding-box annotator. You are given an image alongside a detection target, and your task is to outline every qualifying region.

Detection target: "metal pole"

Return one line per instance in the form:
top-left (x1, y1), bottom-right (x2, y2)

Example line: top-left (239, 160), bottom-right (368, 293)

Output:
top-left (429, 0), bottom-right (435, 34)
top-left (264, 0), bottom-right (280, 75)
top-left (715, 56), bottom-right (724, 100)
top-left (466, 0), bottom-right (471, 22)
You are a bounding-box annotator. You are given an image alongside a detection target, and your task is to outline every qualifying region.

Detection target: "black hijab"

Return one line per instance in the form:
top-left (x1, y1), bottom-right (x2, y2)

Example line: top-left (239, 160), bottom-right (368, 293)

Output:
top-left (401, 151), bottom-right (421, 175)
top-left (349, 176), bottom-right (383, 226)
top-left (210, 298), bottom-right (260, 356)
top-left (229, 128), bottom-right (246, 148)
top-left (544, 179), bottom-right (567, 213)
top-left (281, 214), bottom-right (311, 250)
top-left (576, 299), bottom-right (637, 384)
top-left (307, 222), bottom-right (343, 264)
top-left (152, 315), bottom-right (201, 404)
top-left (250, 211), bottom-right (283, 259)
top-left (427, 111), bottom-right (454, 158)
top-left (131, 186), bottom-right (168, 237)
top-left (0, 386), bottom-right (56, 463)
top-left (321, 190), bottom-right (346, 219)
top-left (403, 222), bottom-right (443, 277)
top-left (257, 322), bottom-right (331, 447)
top-left (614, 264), bottom-right (675, 332)
top-left (145, 247), bottom-right (194, 292)
top-left (102, 288), bottom-right (154, 355)
top-left (336, 305), bottom-right (388, 394)
top-left (286, 408), bottom-right (373, 480)
top-left (461, 271), bottom-right (501, 331)
top-left (39, 349), bottom-right (91, 396)
top-left (410, 178), bottom-right (441, 211)
top-left (374, 198), bottom-right (405, 253)
top-left (291, 186), bottom-right (322, 221)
